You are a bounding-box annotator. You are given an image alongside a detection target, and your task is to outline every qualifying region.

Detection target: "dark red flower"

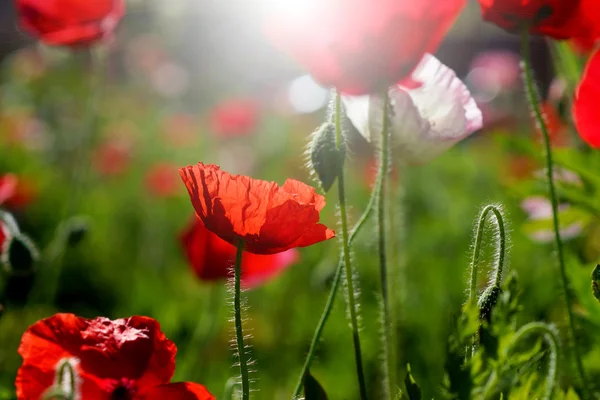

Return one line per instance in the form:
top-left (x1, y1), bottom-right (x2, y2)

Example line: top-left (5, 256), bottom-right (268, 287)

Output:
top-left (209, 99), bottom-right (259, 137)
top-left (477, 0), bottom-right (585, 39)
top-left (181, 216), bottom-right (299, 287)
top-left (574, 50), bottom-right (600, 148)
top-left (16, 313), bottom-right (215, 400)
top-left (179, 163), bottom-right (335, 254)
top-left (266, 0), bottom-right (467, 95)
top-left (16, 0), bottom-right (125, 46)
top-left (145, 163), bottom-right (180, 198)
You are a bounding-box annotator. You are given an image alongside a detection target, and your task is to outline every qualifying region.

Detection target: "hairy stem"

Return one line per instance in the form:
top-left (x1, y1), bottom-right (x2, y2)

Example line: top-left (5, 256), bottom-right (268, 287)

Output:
top-left (377, 90), bottom-right (394, 399)
top-left (333, 91), bottom-right (368, 400)
top-left (521, 28), bottom-right (589, 398)
top-left (233, 240), bottom-right (250, 400)
top-left (292, 168), bottom-right (380, 398)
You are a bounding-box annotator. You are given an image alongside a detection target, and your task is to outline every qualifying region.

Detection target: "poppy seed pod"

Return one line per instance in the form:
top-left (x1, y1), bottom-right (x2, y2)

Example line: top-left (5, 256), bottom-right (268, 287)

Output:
top-left (309, 122), bottom-right (345, 192)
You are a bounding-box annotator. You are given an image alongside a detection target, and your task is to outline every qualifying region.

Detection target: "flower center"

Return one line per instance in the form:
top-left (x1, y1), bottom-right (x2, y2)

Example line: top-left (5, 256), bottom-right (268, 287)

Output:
top-left (104, 378), bottom-right (137, 400)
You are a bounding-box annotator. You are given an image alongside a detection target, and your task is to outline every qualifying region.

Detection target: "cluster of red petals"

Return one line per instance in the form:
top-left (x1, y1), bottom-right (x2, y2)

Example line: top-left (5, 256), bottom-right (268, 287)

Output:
top-left (93, 140), bottom-right (133, 177)
top-left (16, 0), bottom-right (125, 46)
top-left (16, 313), bottom-right (215, 400)
top-left (574, 50), bottom-right (600, 148)
top-left (209, 99), bottom-right (259, 137)
top-left (266, 0), bottom-right (467, 95)
top-left (478, 0), bottom-right (600, 42)
top-left (181, 217), bottom-right (299, 287)
top-left (179, 163), bottom-right (335, 255)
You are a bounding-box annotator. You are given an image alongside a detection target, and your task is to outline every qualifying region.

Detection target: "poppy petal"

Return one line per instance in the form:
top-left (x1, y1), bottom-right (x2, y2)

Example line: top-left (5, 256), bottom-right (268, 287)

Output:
top-left (574, 50), bottom-right (600, 148)
top-left (139, 382), bottom-right (215, 400)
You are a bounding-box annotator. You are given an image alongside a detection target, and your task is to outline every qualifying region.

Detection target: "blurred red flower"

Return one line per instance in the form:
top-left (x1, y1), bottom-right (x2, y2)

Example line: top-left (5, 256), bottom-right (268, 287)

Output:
top-left (209, 99), bottom-right (259, 137)
top-left (93, 140), bottom-right (133, 177)
top-left (0, 175), bottom-right (18, 206)
top-left (16, 0), bottom-right (125, 46)
top-left (536, 103), bottom-right (569, 147)
top-left (0, 222), bottom-right (9, 253)
top-left (0, 174), bottom-right (36, 210)
top-left (16, 313), bottom-right (215, 399)
top-left (179, 163), bottom-right (335, 254)
top-left (574, 50), bottom-right (600, 148)
top-left (265, 0), bottom-right (466, 95)
top-left (181, 217), bottom-right (299, 287)
top-left (146, 163), bottom-right (180, 198)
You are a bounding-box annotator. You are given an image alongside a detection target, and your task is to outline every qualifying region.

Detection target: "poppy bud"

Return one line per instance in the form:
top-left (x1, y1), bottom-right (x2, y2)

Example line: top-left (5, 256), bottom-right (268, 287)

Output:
top-left (41, 358), bottom-right (79, 400)
top-left (478, 285), bottom-right (502, 322)
top-left (2, 234), bottom-right (39, 276)
top-left (63, 217), bottom-right (90, 247)
top-left (592, 264), bottom-right (600, 303)
top-left (308, 122), bottom-right (345, 192)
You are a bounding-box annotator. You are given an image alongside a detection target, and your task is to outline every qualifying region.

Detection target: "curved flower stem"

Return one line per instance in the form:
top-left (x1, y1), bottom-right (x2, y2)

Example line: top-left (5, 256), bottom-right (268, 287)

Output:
top-left (377, 90), bottom-right (394, 399)
top-left (233, 240), bottom-right (250, 400)
top-left (468, 205), bottom-right (506, 305)
top-left (333, 91), bottom-right (368, 400)
top-left (291, 168), bottom-right (380, 398)
top-left (521, 28), bottom-right (589, 398)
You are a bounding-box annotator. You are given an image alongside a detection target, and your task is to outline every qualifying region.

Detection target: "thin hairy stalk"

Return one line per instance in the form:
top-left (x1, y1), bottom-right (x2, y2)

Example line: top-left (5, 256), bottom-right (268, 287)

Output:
top-left (29, 49), bottom-right (102, 305)
top-left (376, 90), bottom-right (394, 399)
top-left (291, 170), bottom-right (380, 398)
top-left (333, 91), bottom-right (368, 400)
top-left (468, 205), bottom-right (506, 305)
top-left (521, 28), bottom-right (589, 398)
top-left (233, 240), bottom-right (250, 400)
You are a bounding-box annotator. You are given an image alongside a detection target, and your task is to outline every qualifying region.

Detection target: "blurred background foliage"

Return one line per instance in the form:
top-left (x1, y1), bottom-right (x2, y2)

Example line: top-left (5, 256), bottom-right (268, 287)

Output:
top-left (0, 0), bottom-right (599, 399)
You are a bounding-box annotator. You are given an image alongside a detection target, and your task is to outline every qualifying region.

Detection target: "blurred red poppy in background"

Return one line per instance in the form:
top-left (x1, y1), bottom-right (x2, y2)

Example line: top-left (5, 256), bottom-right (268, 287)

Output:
top-left (0, 174), bottom-right (36, 210)
top-left (265, 0), bottom-right (467, 95)
top-left (93, 140), bottom-right (133, 177)
top-left (16, 0), bottom-right (125, 46)
top-left (181, 217), bottom-right (299, 287)
top-left (145, 163), bottom-right (181, 198)
top-left (574, 50), bottom-right (600, 148)
top-left (209, 99), bottom-right (259, 137)
top-left (179, 163), bottom-right (335, 254)
top-left (16, 313), bottom-right (215, 399)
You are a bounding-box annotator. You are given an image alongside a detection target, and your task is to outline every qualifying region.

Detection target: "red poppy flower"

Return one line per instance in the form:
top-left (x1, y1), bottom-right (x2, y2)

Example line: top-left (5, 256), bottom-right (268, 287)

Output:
top-left (209, 99), bottom-right (259, 137)
top-left (477, 0), bottom-right (584, 39)
top-left (16, 313), bottom-right (215, 400)
top-left (181, 216), bottom-right (299, 287)
top-left (574, 50), bottom-right (600, 148)
top-left (179, 163), bottom-right (335, 254)
top-left (145, 163), bottom-right (180, 198)
top-left (16, 0), bottom-right (125, 46)
top-left (265, 0), bottom-right (467, 95)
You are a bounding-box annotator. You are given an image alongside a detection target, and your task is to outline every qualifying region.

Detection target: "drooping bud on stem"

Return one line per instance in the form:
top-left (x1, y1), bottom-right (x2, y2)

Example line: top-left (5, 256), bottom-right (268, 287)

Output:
top-left (42, 358), bottom-right (80, 400)
top-left (308, 121), bottom-right (345, 192)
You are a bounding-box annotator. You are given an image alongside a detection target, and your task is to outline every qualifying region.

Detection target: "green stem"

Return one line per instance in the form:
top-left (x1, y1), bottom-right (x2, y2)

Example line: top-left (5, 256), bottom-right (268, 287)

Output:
top-left (521, 28), bottom-right (589, 398)
top-left (377, 91), bottom-right (394, 399)
top-left (233, 240), bottom-right (250, 400)
top-left (291, 167), bottom-right (380, 398)
top-left (468, 205), bottom-right (506, 306)
top-left (334, 92), bottom-right (368, 400)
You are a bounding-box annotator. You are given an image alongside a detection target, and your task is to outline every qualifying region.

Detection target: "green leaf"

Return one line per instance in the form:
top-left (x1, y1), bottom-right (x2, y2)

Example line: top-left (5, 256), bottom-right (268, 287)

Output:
top-left (303, 371), bottom-right (328, 400)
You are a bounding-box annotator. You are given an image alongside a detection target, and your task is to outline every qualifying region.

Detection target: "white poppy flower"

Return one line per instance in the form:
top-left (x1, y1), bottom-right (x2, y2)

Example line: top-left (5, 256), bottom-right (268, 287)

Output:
top-left (342, 53), bottom-right (483, 163)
